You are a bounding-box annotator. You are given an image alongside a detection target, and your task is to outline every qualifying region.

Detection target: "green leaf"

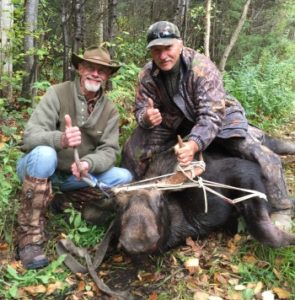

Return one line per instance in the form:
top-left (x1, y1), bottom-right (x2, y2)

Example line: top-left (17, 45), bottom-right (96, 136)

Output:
top-left (74, 213), bottom-right (82, 228)
top-left (6, 265), bottom-right (20, 280)
top-left (78, 227), bottom-right (90, 233)
top-left (8, 284), bottom-right (18, 298)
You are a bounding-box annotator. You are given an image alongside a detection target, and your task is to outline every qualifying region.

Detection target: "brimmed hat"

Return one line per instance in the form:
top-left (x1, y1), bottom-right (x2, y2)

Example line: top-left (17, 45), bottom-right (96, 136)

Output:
top-left (71, 45), bottom-right (120, 74)
top-left (146, 21), bottom-right (181, 49)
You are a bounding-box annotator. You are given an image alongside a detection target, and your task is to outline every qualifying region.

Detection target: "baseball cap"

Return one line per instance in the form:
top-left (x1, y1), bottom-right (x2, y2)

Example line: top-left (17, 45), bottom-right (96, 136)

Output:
top-left (146, 21), bottom-right (181, 49)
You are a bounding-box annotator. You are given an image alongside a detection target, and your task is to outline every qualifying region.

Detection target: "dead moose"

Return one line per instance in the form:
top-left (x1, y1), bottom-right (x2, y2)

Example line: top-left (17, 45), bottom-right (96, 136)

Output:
top-left (114, 140), bottom-right (295, 255)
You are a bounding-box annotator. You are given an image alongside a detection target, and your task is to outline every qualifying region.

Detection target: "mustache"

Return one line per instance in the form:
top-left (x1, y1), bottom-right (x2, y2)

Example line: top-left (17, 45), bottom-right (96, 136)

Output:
top-left (86, 76), bottom-right (101, 82)
top-left (159, 58), bottom-right (172, 63)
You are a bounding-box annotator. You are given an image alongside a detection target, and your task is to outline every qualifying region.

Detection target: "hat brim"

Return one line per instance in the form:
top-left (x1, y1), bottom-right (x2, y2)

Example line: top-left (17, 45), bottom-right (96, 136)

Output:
top-left (147, 38), bottom-right (179, 49)
top-left (71, 53), bottom-right (121, 74)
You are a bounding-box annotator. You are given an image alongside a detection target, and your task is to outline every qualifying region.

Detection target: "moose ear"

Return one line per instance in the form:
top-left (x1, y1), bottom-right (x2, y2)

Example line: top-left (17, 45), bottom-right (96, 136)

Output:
top-left (115, 192), bottom-right (130, 208)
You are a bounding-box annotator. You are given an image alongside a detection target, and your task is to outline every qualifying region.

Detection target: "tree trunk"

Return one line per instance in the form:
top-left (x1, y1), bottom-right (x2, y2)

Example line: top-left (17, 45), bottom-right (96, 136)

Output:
top-left (182, 0), bottom-right (189, 43)
top-left (0, 0), bottom-right (14, 102)
top-left (21, 0), bottom-right (39, 100)
top-left (204, 0), bottom-right (211, 58)
top-left (219, 0), bottom-right (251, 72)
top-left (107, 0), bottom-right (117, 44)
top-left (173, 0), bottom-right (182, 25)
top-left (98, 0), bottom-right (107, 44)
top-left (61, 0), bottom-right (72, 81)
top-left (73, 0), bottom-right (84, 55)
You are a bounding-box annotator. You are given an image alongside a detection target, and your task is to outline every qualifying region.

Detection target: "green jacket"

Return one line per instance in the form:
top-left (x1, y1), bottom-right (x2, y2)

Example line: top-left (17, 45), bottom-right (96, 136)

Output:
top-left (21, 77), bottom-right (120, 173)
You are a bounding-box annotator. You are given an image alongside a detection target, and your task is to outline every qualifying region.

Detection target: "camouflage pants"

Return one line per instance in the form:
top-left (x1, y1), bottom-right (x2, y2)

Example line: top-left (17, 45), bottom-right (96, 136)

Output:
top-left (216, 126), bottom-right (290, 209)
top-left (121, 125), bottom-right (291, 210)
top-left (121, 125), bottom-right (180, 180)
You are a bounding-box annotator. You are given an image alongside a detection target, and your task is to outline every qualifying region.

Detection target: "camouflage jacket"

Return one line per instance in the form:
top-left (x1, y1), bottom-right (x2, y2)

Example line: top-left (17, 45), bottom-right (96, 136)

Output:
top-left (134, 47), bottom-right (248, 151)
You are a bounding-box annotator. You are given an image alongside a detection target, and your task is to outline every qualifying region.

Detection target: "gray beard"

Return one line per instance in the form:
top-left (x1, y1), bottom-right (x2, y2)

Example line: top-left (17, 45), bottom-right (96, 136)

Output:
top-left (84, 81), bottom-right (101, 92)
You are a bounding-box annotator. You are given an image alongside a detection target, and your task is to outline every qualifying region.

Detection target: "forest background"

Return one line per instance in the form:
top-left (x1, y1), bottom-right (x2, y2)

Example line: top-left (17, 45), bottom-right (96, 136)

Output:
top-left (0, 0), bottom-right (295, 299)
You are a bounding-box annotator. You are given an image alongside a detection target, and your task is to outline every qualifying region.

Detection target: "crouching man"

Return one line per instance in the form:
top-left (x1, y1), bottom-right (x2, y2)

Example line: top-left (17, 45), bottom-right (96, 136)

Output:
top-left (16, 45), bottom-right (133, 269)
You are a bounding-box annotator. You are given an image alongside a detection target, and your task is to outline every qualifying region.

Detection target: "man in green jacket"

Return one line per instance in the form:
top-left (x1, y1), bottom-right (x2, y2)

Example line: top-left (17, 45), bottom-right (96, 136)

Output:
top-left (16, 45), bottom-right (133, 269)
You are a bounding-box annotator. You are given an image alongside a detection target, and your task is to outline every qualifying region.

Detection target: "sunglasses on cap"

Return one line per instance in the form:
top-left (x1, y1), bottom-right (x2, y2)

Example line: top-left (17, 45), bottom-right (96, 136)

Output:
top-left (147, 31), bottom-right (181, 43)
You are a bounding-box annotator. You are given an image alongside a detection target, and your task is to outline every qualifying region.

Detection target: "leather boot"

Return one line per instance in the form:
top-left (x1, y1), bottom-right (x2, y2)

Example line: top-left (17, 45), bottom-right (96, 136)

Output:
top-left (17, 175), bottom-right (52, 269)
top-left (50, 187), bottom-right (114, 225)
top-left (270, 197), bottom-right (294, 233)
top-left (266, 180), bottom-right (294, 233)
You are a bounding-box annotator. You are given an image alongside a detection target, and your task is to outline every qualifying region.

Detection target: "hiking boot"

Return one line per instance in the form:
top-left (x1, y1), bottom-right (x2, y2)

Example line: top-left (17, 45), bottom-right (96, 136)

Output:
top-left (18, 244), bottom-right (49, 269)
top-left (271, 209), bottom-right (294, 233)
top-left (17, 175), bottom-right (52, 269)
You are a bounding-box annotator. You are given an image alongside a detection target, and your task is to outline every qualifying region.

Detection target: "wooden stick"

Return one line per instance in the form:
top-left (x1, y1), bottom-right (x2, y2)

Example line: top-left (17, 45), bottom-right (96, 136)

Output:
top-left (177, 135), bottom-right (184, 148)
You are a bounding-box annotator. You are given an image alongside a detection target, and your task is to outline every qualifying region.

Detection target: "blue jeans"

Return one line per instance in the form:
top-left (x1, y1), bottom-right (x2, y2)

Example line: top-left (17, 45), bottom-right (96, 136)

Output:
top-left (17, 146), bottom-right (133, 192)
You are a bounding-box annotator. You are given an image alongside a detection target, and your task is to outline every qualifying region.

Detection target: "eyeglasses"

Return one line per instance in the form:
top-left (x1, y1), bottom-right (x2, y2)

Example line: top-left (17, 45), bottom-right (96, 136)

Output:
top-left (147, 31), bottom-right (180, 43)
top-left (81, 62), bottom-right (112, 75)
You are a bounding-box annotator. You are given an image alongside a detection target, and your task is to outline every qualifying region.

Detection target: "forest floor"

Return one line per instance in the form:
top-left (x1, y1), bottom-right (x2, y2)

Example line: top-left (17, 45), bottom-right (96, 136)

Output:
top-left (0, 118), bottom-right (294, 300)
top-left (95, 121), bottom-right (295, 300)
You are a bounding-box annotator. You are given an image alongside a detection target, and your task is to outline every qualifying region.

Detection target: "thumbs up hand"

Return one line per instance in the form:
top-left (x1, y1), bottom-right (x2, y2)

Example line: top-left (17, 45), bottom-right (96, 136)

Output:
top-left (61, 114), bottom-right (82, 149)
top-left (144, 97), bottom-right (162, 126)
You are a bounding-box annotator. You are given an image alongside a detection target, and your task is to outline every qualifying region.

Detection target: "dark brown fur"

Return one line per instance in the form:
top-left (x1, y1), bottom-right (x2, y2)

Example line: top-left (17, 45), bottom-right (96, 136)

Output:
top-left (115, 149), bottom-right (295, 255)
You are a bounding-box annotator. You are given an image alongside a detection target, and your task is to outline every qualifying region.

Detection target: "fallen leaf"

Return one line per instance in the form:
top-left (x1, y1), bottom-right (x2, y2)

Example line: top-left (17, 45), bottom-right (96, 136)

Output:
top-left (186, 236), bottom-right (202, 255)
top-left (184, 258), bottom-right (200, 274)
top-left (112, 254), bottom-right (124, 263)
top-left (243, 254), bottom-right (257, 264)
top-left (137, 271), bottom-right (159, 283)
top-left (23, 285), bottom-right (47, 295)
top-left (234, 234), bottom-right (242, 243)
top-left (46, 281), bottom-right (63, 295)
top-left (77, 280), bottom-right (85, 292)
top-left (229, 291), bottom-right (243, 300)
top-left (214, 273), bottom-right (227, 284)
top-left (199, 273), bottom-right (209, 284)
top-left (149, 291), bottom-right (158, 300)
top-left (84, 291), bottom-right (94, 297)
top-left (234, 284), bottom-right (246, 291)
top-left (194, 291), bottom-right (209, 300)
top-left (227, 239), bottom-right (237, 253)
top-left (228, 278), bottom-right (239, 285)
top-left (230, 264), bottom-right (239, 273)
top-left (170, 254), bottom-right (178, 266)
top-left (0, 242), bottom-right (9, 251)
top-left (273, 287), bottom-right (291, 299)
top-left (273, 267), bottom-right (283, 280)
top-left (262, 290), bottom-right (275, 300)
top-left (253, 281), bottom-right (264, 294)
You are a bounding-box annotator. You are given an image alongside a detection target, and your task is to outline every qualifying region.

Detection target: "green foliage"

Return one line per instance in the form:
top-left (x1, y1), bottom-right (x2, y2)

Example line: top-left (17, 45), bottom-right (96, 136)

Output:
top-left (0, 255), bottom-right (69, 299)
top-left (224, 51), bottom-right (295, 131)
top-left (0, 142), bottom-right (22, 243)
top-left (108, 63), bottom-right (140, 147)
top-left (111, 25), bottom-right (149, 66)
top-left (7, 0), bottom-right (63, 102)
top-left (234, 242), bottom-right (295, 295)
top-left (53, 208), bottom-right (106, 248)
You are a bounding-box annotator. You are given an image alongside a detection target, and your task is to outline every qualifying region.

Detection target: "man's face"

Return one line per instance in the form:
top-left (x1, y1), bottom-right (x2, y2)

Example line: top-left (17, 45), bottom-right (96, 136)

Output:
top-left (78, 62), bottom-right (112, 93)
top-left (150, 40), bottom-right (183, 71)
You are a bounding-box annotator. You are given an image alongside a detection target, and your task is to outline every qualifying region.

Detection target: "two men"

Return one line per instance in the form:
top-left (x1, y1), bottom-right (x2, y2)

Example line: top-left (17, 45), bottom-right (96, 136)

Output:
top-left (16, 46), bottom-right (133, 269)
top-left (122, 21), bottom-right (293, 231)
top-left (17, 22), bottom-right (293, 270)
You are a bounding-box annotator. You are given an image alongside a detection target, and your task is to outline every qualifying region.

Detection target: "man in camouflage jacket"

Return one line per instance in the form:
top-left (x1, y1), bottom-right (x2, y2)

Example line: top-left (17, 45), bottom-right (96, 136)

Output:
top-left (122, 21), bottom-right (293, 233)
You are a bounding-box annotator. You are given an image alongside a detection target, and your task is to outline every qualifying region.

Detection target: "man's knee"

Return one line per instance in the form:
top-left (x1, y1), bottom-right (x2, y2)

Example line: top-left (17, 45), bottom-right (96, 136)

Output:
top-left (28, 146), bottom-right (57, 177)
top-left (114, 167), bottom-right (133, 185)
